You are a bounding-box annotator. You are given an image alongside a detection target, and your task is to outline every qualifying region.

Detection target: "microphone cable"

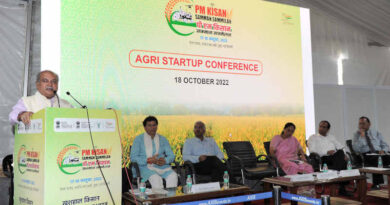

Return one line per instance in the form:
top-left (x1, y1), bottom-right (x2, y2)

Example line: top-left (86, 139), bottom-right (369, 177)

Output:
top-left (111, 109), bottom-right (138, 205)
top-left (53, 90), bottom-right (60, 108)
top-left (85, 107), bottom-right (116, 205)
top-left (66, 91), bottom-right (115, 204)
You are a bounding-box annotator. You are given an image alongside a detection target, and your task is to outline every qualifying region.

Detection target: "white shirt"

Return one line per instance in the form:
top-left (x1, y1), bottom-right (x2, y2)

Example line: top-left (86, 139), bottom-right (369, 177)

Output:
top-left (308, 133), bottom-right (345, 157)
top-left (183, 137), bottom-right (224, 163)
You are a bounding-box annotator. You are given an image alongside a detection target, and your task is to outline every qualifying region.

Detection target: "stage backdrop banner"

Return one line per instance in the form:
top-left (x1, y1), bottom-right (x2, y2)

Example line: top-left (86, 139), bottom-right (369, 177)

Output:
top-left (14, 108), bottom-right (122, 205)
top-left (59, 0), bottom-right (312, 162)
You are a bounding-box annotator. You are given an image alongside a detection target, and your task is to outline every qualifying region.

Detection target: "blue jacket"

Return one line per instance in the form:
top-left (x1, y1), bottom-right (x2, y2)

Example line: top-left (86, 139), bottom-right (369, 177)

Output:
top-left (130, 133), bottom-right (175, 180)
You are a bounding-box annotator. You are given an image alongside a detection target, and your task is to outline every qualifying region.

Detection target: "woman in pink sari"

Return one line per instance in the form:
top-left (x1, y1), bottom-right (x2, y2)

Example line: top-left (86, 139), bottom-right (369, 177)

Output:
top-left (270, 122), bottom-right (313, 175)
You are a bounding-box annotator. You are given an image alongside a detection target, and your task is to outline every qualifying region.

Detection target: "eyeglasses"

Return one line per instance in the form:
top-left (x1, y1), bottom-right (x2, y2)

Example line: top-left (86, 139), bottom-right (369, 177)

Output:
top-left (40, 78), bottom-right (58, 84)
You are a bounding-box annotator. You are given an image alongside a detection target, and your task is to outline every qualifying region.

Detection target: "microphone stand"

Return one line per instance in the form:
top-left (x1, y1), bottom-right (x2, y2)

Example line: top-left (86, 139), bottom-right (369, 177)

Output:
top-left (65, 91), bottom-right (115, 204)
top-left (66, 91), bottom-right (86, 108)
top-left (53, 90), bottom-right (60, 108)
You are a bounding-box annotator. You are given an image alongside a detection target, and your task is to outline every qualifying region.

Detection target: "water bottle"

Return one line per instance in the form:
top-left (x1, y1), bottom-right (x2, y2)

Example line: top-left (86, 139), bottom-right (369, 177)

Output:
top-left (347, 160), bottom-right (352, 170)
top-left (139, 179), bottom-right (146, 199)
top-left (223, 171), bottom-right (229, 189)
top-left (137, 177), bottom-right (141, 191)
top-left (322, 163), bottom-right (328, 172)
top-left (378, 156), bottom-right (383, 168)
top-left (186, 175), bottom-right (192, 193)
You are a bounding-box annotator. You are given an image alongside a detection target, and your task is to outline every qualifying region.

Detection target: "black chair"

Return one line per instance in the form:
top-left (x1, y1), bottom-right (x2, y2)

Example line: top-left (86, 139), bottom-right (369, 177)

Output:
top-left (346, 139), bottom-right (364, 168)
top-left (223, 141), bottom-right (276, 189)
top-left (263, 141), bottom-right (285, 176)
top-left (180, 147), bottom-right (213, 184)
top-left (122, 167), bottom-right (134, 193)
top-left (122, 146), bottom-right (141, 192)
top-left (305, 140), bottom-right (322, 172)
top-left (2, 154), bottom-right (13, 178)
top-left (308, 153), bottom-right (322, 171)
top-left (345, 140), bottom-right (364, 192)
top-left (2, 154), bottom-right (13, 205)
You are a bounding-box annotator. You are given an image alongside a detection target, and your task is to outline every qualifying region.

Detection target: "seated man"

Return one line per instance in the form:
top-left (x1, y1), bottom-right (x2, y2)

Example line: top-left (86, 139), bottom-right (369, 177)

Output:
top-left (352, 116), bottom-right (389, 189)
top-left (130, 116), bottom-right (178, 189)
top-left (183, 121), bottom-right (226, 182)
top-left (308, 120), bottom-right (351, 196)
top-left (308, 121), bottom-right (347, 170)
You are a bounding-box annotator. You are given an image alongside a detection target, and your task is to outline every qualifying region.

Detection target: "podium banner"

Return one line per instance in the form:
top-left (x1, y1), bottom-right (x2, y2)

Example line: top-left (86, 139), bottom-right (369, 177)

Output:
top-left (14, 108), bottom-right (122, 205)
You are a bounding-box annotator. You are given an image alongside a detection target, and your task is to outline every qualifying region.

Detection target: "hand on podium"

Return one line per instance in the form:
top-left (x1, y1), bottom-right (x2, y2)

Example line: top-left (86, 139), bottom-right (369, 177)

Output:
top-left (18, 111), bottom-right (34, 125)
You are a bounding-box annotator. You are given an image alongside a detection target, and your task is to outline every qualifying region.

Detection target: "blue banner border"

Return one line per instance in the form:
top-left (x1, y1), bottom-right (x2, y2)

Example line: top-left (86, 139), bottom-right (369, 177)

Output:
top-left (168, 192), bottom-right (272, 205)
top-left (281, 192), bottom-right (321, 205)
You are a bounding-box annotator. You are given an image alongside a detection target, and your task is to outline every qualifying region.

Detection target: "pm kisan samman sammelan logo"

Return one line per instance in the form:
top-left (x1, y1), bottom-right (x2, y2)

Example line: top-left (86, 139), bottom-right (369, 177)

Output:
top-left (165, 0), bottom-right (196, 36)
top-left (57, 144), bottom-right (82, 175)
top-left (17, 145), bottom-right (27, 174)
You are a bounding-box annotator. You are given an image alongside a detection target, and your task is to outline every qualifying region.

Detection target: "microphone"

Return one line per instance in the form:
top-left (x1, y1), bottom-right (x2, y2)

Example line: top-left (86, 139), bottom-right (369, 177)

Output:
top-left (53, 90), bottom-right (60, 108)
top-left (65, 92), bottom-right (114, 204)
top-left (66, 91), bottom-right (87, 109)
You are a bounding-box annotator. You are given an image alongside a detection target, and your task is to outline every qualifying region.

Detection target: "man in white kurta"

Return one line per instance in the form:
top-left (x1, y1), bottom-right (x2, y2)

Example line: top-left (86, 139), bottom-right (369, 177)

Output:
top-left (130, 116), bottom-right (178, 189)
top-left (9, 70), bottom-right (72, 125)
top-left (8, 70), bottom-right (73, 205)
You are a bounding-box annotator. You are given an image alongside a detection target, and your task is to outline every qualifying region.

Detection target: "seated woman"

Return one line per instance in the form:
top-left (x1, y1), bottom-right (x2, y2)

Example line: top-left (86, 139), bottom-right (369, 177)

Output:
top-left (270, 122), bottom-right (313, 175)
top-left (130, 116), bottom-right (178, 189)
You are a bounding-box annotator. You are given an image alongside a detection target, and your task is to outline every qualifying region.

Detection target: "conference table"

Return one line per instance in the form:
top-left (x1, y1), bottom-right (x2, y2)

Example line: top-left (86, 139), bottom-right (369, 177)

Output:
top-left (262, 173), bottom-right (367, 205)
top-left (122, 184), bottom-right (252, 205)
top-left (360, 167), bottom-right (390, 204)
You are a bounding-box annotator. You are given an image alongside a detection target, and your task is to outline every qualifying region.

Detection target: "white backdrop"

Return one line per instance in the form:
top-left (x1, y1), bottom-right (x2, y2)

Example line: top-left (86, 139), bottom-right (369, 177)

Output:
top-left (266, 0), bottom-right (390, 149)
top-left (310, 8), bottom-right (390, 149)
top-left (0, 0), bottom-right (40, 162)
top-left (314, 85), bottom-right (390, 148)
top-left (0, 0), bottom-right (27, 162)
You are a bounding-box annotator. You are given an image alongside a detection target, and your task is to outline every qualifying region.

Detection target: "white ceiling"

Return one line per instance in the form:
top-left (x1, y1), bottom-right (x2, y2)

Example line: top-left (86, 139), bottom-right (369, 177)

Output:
top-left (266, 0), bottom-right (390, 47)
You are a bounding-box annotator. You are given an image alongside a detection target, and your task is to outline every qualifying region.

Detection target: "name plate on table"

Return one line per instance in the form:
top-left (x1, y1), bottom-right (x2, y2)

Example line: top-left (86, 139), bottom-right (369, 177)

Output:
top-left (339, 169), bottom-right (360, 177)
top-left (191, 182), bottom-right (221, 193)
top-left (288, 174), bottom-right (315, 182)
top-left (316, 171), bottom-right (338, 180)
top-left (362, 167), bottom-right (390, 171)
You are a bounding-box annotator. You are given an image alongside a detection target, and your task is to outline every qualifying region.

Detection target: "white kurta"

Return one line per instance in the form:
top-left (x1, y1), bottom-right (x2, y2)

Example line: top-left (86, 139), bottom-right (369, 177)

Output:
top-left (22, 91), bottom-right (72, 112)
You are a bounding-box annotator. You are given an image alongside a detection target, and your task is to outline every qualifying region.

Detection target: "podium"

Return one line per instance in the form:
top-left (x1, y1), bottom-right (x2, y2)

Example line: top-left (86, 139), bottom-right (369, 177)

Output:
top-left (14, 108), bottom-right (122, 205)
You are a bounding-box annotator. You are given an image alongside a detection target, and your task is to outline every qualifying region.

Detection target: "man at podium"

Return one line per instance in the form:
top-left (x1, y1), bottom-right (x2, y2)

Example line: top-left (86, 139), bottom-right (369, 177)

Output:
top-left (9, 70), bottom-right (72, 125)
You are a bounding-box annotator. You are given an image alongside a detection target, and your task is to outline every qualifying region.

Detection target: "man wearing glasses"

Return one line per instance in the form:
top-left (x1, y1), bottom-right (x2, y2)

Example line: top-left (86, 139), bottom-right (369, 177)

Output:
top-left (9, 70), bottom-right (73, 125)
top-left (353, 116), bottom-right (389, 189)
